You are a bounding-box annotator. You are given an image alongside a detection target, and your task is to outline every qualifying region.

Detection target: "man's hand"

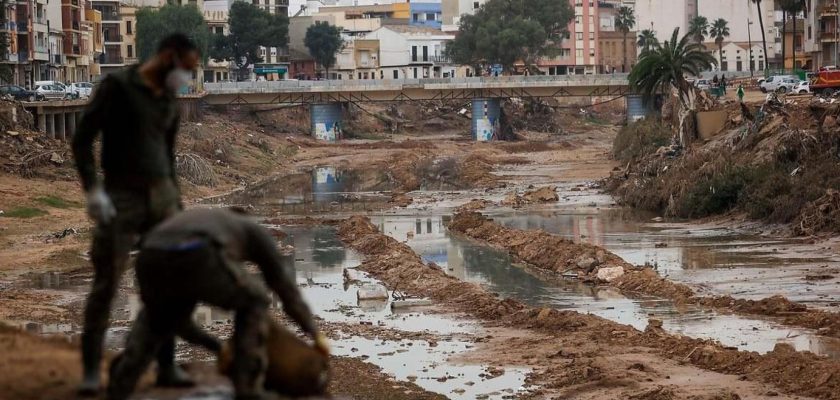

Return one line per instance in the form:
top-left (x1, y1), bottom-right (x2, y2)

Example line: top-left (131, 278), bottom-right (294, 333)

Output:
top-left (314, 333), bottom-right (330, 357)
top-left (86, 186), bottom-right (116, 224)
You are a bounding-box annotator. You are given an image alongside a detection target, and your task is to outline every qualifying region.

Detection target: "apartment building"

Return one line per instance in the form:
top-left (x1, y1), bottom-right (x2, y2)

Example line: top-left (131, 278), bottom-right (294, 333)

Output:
top-left (803, 0), bottom-right (840, 68)
top-left (538, 0), bottom-right (599, 75)
top-left (440, 0), bottom-right (485, 32)
top-left (409, 2), bottom-right (442, 29)
top-left (597, 1), bottom-right (636, 73)
top-left (707, 41), bottom-right (767, 73)
top-left (362, 25), bottom-right (456, 79)
top-left (204, 9), bottom-right (231, 82)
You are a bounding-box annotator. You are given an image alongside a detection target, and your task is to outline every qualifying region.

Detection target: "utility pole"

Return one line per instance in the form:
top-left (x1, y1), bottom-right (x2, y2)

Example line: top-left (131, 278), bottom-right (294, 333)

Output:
top-left (748, 18), bottom-right (754, 77)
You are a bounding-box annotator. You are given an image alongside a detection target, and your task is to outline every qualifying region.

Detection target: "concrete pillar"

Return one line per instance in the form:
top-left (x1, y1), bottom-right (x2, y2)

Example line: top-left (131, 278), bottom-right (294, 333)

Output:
top-left (66, 112), bottom-right (77, 137)
top-left (471, 98), bottom-right (501, 141)
top-left (37, 113), bottom-right (46, 134)
top-left (46, 113), bottom-right (55, 139)
top-left (310, 103), bottom-right (343, 141)
top-left (55, 111), bottom-right (66, 141)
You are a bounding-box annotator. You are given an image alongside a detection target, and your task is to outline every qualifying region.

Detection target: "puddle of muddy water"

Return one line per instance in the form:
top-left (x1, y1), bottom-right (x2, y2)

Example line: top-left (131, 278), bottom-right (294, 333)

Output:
top-left (371, 214), bottom-right (840, 359)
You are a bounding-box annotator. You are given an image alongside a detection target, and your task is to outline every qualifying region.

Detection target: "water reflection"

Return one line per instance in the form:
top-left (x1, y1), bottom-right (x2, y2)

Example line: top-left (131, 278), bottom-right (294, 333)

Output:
top-left (372, 214), bottom-right (840, 358)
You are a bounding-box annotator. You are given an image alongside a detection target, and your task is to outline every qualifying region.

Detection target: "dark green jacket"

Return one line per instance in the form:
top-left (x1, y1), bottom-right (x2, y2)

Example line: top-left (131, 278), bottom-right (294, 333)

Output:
top-left (72, 65), bottom-right (180, 191)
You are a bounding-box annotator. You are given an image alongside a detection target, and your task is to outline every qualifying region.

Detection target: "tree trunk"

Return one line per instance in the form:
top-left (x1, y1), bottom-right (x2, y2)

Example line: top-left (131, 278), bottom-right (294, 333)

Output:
top-left (325, 66), bottom-right (329, 80)
top-left (781, 10), bottom-right (787, 70)
top-left (622, 30), bottom-right (628, 73)
top-left (718, 41), bottom-right (723, 70)
top-left (675, 82), bottom-right (698, 147)
top-left (756, 2), bottom-right (769, 71)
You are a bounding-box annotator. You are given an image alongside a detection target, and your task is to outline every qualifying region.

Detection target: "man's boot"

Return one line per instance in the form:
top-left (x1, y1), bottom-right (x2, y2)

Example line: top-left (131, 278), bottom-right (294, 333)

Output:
top-left (155, 340), bottom-right (195, 388)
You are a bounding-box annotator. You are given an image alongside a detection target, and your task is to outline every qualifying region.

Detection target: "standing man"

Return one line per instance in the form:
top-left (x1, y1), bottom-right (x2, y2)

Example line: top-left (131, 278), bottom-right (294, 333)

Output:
top-left (71, 33), bottom-right (200, 395)
top-left (107, 208), bottom-right (329, 400)
top-left (737, 84), bottom-right (745, 103)
top-left (720, 75), bottom-right (728, 95)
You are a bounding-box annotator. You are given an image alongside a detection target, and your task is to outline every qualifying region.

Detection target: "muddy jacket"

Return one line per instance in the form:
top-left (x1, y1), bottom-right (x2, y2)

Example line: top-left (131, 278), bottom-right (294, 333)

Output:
top-left (142, 209), bottom-right (317, 336)
top-left (72, 65), bottom-right (180, 192)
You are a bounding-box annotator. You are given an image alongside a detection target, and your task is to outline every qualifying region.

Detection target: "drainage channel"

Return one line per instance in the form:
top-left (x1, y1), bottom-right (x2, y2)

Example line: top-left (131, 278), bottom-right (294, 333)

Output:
top-left (370, 214), bottom-right (840, 359)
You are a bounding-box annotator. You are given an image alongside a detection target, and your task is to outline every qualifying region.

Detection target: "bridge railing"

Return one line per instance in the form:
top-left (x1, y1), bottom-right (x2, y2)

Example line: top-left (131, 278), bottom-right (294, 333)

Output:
top-left (204, 74), bottom-right (631, 93)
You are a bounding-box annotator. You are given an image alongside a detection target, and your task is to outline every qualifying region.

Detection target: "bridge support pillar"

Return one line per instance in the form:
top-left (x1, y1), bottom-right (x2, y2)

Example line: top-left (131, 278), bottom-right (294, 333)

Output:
top-left (310, 103), bottom-right (343, 141)
top-left (46, 113), bottom-right (55, 139)
top-left (66, 112), bottom-right (76, 138)
top-left (55, 111), bottom-right (66, 141)
top-left (37, 113), bottom-right (46, 134)
top-left (471, 98), bottom-right (501, 141)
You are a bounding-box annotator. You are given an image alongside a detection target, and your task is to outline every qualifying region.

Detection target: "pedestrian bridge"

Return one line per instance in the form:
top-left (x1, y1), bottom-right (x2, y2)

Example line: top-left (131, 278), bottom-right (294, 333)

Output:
top-left (202, 74), bottom-right (632, 105)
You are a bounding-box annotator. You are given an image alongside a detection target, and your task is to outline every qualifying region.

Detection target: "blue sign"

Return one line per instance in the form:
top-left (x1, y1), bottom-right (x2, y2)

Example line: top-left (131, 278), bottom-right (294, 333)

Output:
top-left (254, 67), bottom-right (288, 74)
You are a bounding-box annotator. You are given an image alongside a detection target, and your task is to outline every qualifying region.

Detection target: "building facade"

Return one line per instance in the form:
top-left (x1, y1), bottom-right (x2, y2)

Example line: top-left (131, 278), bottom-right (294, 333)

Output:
top-left (708, 41), bottom-right (767, 74)
top-left (803, 0), bottom-right (840, 68)
top-left (783, 18), bottom-right (809, 69)
top-left (409, 2), bottom-right (441, 29)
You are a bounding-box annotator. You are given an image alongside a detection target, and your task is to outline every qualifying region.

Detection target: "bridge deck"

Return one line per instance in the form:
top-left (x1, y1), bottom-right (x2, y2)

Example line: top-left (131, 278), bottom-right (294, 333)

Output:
top-left (203, 75), bottom-right (632, 104)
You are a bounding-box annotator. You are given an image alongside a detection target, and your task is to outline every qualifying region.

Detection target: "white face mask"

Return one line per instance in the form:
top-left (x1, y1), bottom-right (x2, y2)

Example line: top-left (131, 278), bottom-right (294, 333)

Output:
top-left (166, 68), bottom-right (192, 92)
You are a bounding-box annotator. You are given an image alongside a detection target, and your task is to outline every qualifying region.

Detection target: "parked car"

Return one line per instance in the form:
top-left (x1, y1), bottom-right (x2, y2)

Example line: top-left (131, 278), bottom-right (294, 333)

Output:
top-left (34, 84), bottom-right (67, 100)
top-left (759, 75), bottom-right (799, 93)
top-left (0, 85), bottom-right (44, 102)
top-left (69, 82), bottom-right (94, 98)
top-left (694, 79), bottom-right (712, 91)
top-left (794, 81), bottom-right (811, 94)
top-left (35, 80), bottom-right (78, 99)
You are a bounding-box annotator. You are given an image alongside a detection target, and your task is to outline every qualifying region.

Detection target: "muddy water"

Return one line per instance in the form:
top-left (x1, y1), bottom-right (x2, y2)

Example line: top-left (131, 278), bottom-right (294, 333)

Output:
top-left (371, 214), bottom-right (840, 358)
top-left (284, 226), bottom-right (531, 399)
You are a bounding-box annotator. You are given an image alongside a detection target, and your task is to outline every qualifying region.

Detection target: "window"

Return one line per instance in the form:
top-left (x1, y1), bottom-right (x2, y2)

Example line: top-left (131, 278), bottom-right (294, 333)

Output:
top-left (393, 70), bottom-right (398, 79)
top-left (127, 45), bottom-right (133, 58)
top-left (413, 68), bottom-right (418, 78)
top-left (589, 49), bottom-right (595, 56)
top-left (576, 49), bottom-right (584, 58)
top-left (411, 46), bottom-right (417, 62)
top-left (413, 13), bottom-right (419, 21)
top-left (422, 46), bottom-right (428, 61)
top-left (473, 1), bottom-right (479, 9)
top-left (215, 26), bottom-right (223, 35)
top-left (576, 32), bottom-right (583, 40)
top-left (126, 21), bottom-right (132, 34)
top-left (426, 12), bottom-right (435, 21)
top-left (575, 15), bottom-right (582, 24)
top-left (808, 26), bottom-right (812, 40)
top-left (559, 48), bottom-right (570, 57)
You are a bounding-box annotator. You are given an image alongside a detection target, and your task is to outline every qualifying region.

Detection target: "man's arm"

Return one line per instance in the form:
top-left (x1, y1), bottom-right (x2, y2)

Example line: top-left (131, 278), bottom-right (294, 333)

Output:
top-left (245, 223), bottom-right (317, 337)
top-left (71, 78), bottom-right (113, 192)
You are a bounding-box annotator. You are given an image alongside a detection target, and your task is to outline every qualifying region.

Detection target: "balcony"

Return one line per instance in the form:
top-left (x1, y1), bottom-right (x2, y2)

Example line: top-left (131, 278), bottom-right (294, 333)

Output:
top-left (100, 54), bottom-right (124, 65)
top-left (431, 55), bottom-right (451, 63)
top-left (821, 30), bottom-right (839, 42)
top-left (16, 23), bottom-right (27, 33)
top-left (821, 5), bottom-right (839, 17)
top-left (52, 54), bottom-right (65, 65)
top-left (103, 34), bottom-right (123, 43)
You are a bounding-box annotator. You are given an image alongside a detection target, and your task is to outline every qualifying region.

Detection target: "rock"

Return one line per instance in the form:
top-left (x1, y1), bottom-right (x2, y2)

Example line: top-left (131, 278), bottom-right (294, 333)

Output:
top-left (49, 152), bottom-right (64, 164)
top-left (6, 130), bottom-right (18, 136)
top-left (536, 308), bottom-right (553, 321)
top-left (647, 319), bottom-right (663, 330)
top-left (576, 257), bottom-right (599, 272)
top-left (357, 284), bottom-right (388, 300)
top-left (596, 266), bottom-right (625, 283)
top-left (595, 250), bottom-right (607, 264)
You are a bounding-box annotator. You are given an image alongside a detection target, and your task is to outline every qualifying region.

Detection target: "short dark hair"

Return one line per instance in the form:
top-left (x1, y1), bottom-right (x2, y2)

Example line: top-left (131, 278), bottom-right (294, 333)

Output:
top-left (157, 33), bottom-right (198, 57)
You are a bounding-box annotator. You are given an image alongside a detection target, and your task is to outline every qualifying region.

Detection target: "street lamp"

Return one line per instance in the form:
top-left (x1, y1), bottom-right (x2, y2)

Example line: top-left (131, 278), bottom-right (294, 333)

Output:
top-left (747, 19), bottom-right (754, 77)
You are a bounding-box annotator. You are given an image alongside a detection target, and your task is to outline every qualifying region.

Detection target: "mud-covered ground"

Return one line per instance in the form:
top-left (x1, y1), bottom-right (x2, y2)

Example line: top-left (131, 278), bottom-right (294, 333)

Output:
top-left (2, 96), bottom-right (840, 399)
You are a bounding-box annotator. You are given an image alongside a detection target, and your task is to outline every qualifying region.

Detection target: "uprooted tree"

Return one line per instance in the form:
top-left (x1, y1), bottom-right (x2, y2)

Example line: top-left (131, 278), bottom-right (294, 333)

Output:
top-left (629, 28), bottom-right (717, 146)
top-left (445, 0), bottom-right (573, 74)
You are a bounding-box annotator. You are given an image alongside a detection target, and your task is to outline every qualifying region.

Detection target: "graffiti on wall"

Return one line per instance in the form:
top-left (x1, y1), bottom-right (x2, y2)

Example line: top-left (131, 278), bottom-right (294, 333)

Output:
top-left (475, 116), bottom-right (500, 142)
top-left (314, 121), bottom-right (343, 141)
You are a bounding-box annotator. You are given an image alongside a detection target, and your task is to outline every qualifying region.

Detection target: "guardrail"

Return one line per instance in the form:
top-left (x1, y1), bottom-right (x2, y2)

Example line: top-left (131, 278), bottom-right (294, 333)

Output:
top-left (204, 74), bottom-right (631, 92)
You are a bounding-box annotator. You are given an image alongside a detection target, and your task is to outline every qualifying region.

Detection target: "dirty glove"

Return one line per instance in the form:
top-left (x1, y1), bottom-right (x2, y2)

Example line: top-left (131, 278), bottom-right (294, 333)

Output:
top-left (314, 333), bottom-right (330, 357)
top-left (86, 186), bottom-right (116, 225)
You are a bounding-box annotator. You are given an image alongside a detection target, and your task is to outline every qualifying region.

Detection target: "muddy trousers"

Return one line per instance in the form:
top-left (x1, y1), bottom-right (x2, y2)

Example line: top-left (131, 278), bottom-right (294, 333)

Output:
top-left (107, 242), bottom-right (271, 400)
top-left (80, 181), bottom-right (181, 384)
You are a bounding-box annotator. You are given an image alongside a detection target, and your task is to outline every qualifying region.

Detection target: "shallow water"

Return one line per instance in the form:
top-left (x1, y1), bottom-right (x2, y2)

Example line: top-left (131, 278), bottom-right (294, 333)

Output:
top-left (371, 214), bottom-right (840, 358)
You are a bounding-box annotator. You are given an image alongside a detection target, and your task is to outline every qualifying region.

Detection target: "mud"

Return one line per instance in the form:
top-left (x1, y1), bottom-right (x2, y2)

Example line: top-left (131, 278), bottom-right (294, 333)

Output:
top-left (501, 186), bottom-right (559, 208)
top-left (450, 211), bottom-right (840, 339)
top-left (337, 215), bottom-right (840, 399)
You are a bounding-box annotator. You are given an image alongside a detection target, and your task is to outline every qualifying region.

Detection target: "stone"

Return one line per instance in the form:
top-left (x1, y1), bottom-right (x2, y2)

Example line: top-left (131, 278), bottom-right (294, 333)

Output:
top-left (647, 319), bottom-right (663, 330)
top-left (49, 152), bottom-right (64, 165)
top-left (576, 257), bottom-right (599, 271)
top-left (596, 266), bottom-right (625, 283)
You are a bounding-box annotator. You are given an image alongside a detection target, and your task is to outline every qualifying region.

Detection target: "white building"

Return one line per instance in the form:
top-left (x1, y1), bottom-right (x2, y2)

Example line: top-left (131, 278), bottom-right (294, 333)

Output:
top-left (634, 0), bottom-right (776, 62)
top-left (363, 25), bottom-right (456, 79)
top-left (708, 41), bottom-right (767, 74)
top-left (441, 0), bottom-right (485, 32)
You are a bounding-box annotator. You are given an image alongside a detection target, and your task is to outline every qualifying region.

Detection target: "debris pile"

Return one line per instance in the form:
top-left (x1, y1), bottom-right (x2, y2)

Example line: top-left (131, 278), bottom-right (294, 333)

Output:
top-left (501, 186), bottom-right (558, 208)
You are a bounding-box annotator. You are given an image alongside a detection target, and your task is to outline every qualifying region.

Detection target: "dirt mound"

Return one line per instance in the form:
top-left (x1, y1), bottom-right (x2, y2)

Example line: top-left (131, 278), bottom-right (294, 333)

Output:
top-left (607, 101), bottom-right (840, 235)
top-left (0, 129), bottom-right (75, 180)
top-left (501, 186), bottom-right (559, 208)
top-left (389, 192), bottom-right (413, 208)
top-left (450, 211), bottom-right (840, 338)
top-left (456, 199), bottom-right (494, 212)
top-left (338, 216), bottom-right (840, 399)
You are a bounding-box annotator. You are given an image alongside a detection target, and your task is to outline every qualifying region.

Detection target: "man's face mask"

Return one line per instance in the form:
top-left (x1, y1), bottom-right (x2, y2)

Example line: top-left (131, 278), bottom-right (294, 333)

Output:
top-left (165, 54), bottom-right (193, 93)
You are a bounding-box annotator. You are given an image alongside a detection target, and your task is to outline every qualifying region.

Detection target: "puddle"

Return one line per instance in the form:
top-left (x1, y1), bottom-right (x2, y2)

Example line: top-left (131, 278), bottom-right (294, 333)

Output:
top-left (332, 335), bottom-right (529, 400)
top-left (483, 206), bottom-right (840, 306)
top-left (209, 166), bottom-right (394, 214)
top-left (372, 214), bottom-right (840, 358)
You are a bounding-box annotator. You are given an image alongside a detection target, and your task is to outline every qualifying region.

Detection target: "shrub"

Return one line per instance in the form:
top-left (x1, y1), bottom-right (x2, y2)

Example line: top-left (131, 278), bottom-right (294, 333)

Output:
top-left (613, 119), bottom-right (672, 162)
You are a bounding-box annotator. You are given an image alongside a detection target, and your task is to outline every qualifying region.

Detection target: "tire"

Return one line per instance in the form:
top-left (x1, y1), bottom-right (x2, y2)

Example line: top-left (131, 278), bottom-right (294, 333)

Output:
top-left (760, 87), bottom-right (767, 93)
top-left (823, 88), bottom-right (834, 97)
top-left (27, 95), bottom-right (35, 102)
top-left (777, 86), bottom-right (788, 94)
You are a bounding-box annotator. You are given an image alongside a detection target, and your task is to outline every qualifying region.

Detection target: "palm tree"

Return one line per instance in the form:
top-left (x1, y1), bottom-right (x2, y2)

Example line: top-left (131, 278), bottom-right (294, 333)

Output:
top-left (615, 6), bottom-right (636, 72)
top-left (779, 0), bottom-right (805, 69)
top-left (751, 0), bottom-right (769, 71)
top-left (637, 29), bottom-right (658, 54)
top-left (709, 19), bottom-right (730, 70)
top-left (688, 16), bottom-right (709, 45)
top-left (630, 28), bottom-right (717, 145)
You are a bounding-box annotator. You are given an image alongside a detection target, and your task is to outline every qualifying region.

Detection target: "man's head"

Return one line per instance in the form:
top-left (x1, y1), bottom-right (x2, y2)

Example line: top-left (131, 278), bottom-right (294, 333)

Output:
top-left (157, 33), bottom-right (200, 72)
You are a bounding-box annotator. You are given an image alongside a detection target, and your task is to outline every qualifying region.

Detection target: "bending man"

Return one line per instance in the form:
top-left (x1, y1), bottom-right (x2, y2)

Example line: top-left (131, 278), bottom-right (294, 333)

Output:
top-left (107, 208), bottom-right (328, 400)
